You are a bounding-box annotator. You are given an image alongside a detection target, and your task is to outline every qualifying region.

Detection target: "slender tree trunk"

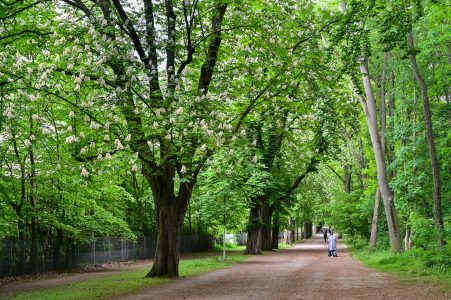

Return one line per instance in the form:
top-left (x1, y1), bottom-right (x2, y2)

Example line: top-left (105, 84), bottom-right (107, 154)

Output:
top-left (407, 25), bottom-right (444, 246)
top-left (369, 188), bottom-right (381, 250)
top-left (344, 162), bottom-right (352, 193)
top-left (244, 205), bottom-right (262, 255)
top-left (357, 138), bottom-right (367, 190)
top-left (379, 52), bottom-right (388, 155)
top-left (369, 52), bottom-right (389, 250)
top-left (388, 71), bottom-right (396, 179)
top-left (271, 212), bottom-right (280, 249)
top-left (359, 57), bottom-right (403, 253)
top-left (29, 120), bottom-right (38, 273)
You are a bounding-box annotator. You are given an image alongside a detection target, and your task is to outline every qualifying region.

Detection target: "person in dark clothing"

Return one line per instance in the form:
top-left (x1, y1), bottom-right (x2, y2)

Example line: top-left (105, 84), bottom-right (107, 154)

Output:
top-left (323, 231), bottom-right (328, 243)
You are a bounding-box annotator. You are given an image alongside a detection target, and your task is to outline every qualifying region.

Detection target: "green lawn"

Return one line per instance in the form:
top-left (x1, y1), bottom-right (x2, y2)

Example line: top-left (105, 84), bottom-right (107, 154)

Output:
top-left (9, 254), bottom-right (247, 300)
top-left (350, 248), bottom-right (451, 293)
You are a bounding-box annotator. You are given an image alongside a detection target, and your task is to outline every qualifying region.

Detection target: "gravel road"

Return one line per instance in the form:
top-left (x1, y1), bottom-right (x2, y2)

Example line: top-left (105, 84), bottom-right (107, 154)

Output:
top-left (116, 234), bottom-right (448, 300)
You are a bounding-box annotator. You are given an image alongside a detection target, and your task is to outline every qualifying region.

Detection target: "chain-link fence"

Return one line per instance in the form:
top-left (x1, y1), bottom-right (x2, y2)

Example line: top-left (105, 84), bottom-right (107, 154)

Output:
top-left (0, 235), bottom-right (212, 278)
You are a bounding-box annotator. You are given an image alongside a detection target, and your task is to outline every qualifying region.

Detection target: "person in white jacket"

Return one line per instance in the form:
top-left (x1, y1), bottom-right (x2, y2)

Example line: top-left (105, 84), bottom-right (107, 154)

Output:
top-left (328, 232), bottom-right (337, 257)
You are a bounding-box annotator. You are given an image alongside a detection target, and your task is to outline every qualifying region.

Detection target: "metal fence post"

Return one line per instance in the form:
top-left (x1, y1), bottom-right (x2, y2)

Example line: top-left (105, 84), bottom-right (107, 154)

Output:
top-left (9, 241), bottom-right (13, 276)
top-left (108, 238), bottom-right (111, 263)
top-left (121, 239), bottom-right (124, 261)
top-left (143, 236), bottom-right (146, 259)
top-left (93, 240), bottom-right (96, 265)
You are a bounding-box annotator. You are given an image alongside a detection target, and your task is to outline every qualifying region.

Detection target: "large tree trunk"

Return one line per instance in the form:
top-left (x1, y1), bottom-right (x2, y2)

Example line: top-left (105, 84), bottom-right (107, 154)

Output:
top-left (244, 205), bottom-right (262, 255)
top-left (260, 201), bottom-right (273, 251)
top-left (144, 164), bottom-right (191, 277)
top-left (369, 188), bottom-right (381, 250)
top-left (407, 25), bottom-right (444, 246)
top-left (359, 57), bottom-right (403, 253)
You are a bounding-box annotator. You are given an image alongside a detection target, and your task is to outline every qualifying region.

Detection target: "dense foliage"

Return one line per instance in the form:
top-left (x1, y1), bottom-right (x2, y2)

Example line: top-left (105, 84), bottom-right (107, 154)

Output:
top-left (0, 0), bottom-right (449, 276)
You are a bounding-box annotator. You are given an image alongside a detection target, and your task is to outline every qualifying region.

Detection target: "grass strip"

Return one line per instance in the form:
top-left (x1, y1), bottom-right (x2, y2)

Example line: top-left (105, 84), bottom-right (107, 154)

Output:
top-left (10, 254), bottom-right (246, 300)
top-left (350, 247), bottom-right (451, 293)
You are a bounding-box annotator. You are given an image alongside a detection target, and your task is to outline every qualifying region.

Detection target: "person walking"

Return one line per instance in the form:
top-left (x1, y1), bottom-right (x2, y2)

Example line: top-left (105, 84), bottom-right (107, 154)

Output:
top-left (323, 230), bottom-right (328, 243)
top-left (328, 232), bottom-right (337, 257)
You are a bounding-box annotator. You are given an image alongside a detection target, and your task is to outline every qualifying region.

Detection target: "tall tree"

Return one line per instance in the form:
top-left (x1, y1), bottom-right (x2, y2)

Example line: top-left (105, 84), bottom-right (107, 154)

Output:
top-left (406, 17), bottom-right (444, 246)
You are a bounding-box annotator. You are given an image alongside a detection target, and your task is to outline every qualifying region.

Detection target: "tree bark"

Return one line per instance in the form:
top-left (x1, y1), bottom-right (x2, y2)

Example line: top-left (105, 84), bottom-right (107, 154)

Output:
top-left (344, 162), bottom-right (351, 193)
top-left (144, 164), bottom-right (191, 277)
top-left (357, 138), bottom-right (367, 190)
top-left (359, 57), bottom-right (403, 253)
top-left (368, 52), bottom-right (389, 250)
top-left (29, 119), bottom-right (38, 273)
top-left (260, 201), bottom-right (273, 250)
top-left (244, 205), bottom-right (262, 255)
top-left (407, 24), bottom-right (444, 246)
top-left (369, 188), bottom-right (381, 250)
top-left (271, 212), bottom-right (280, 249)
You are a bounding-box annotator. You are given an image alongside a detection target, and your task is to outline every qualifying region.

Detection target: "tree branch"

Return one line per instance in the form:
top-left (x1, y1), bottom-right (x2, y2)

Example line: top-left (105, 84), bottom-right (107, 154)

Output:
top-left (198, 3), bottom-right (227, 94)
top-left (111, 0), bottom-right (148, 65)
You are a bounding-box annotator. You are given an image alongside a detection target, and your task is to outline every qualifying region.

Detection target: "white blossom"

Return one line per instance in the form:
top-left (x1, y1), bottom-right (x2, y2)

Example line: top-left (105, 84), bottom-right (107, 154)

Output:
top-left (124, 134), bottom-right (131, 142)
top-left (79, 132), bottom-right (85, 139)
top-left (180, 165), bottom-right (187, 174)
top-left (114, 139), bottom-right (124, 150)
top-left (252, 155), bottom-right (258, 164)
top-left (24, 139), bottom-right (32, 147)
top-left (65, 135), bottom-right (78, 144)
top-left (131, 164), bottom-right (138, 172)
top-left (29, 94), bottom-right (37, 102)
top-left (40, 72), bottom-right (48, 82)
top-left (104, 134), bottom-right (110, 142)
top-left (176, 107), bottom-right (183, 115)
top-left (97, 154), bottom-right (103, 161)
top-left (69, 111), bottom-right (75, 118)
top-left (90, 121), bottom-right (100, 130)
top-left (105, 152), bottom-right (112, 160)
top-left (80, 167), bottom-right (89, 178)
top-left (5, 107), bottom-right (14, 119)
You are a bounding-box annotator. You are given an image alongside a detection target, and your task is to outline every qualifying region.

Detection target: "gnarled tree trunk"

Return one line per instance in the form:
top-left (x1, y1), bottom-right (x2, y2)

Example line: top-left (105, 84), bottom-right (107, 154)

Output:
top-left (260, 201), bottom-right (273, 250)
top-left (244, 205), bottom-right (263, 255)
top-left (144, 164), bottom-right (191, 277)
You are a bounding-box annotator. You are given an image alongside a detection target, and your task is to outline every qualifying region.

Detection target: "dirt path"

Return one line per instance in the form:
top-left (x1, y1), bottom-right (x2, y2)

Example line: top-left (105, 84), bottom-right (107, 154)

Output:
top-left (116, 235), bottom-right (449, 300)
